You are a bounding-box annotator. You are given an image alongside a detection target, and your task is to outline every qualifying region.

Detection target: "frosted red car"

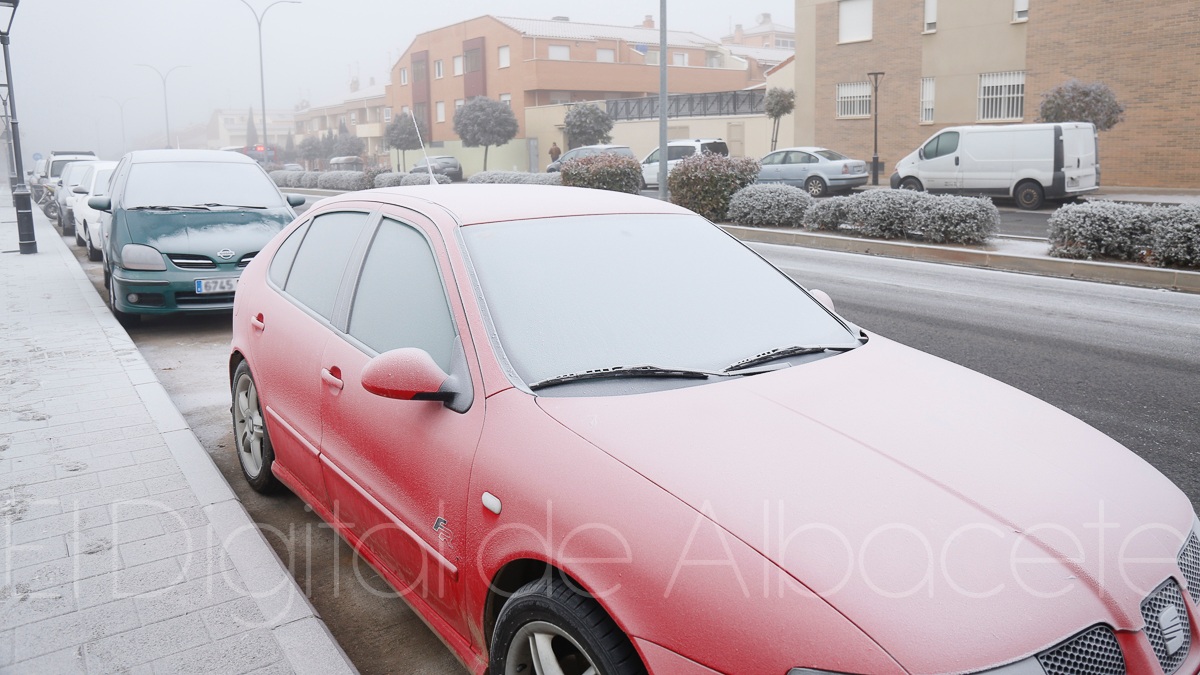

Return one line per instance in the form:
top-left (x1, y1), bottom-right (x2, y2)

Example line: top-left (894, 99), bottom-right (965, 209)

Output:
top-left (230, 185), bottom-right (1198, 675)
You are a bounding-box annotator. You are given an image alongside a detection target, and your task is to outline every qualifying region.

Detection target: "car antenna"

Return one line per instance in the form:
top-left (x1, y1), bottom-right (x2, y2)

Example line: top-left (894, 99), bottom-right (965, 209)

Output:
top-left (411, 110), bottom-right (437, 186)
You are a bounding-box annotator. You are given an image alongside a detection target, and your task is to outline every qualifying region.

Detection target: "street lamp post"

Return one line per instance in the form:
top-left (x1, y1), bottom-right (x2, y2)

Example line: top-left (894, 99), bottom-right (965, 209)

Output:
top-left (236, 0), bottom-right (299, 158)
top-left (100, 96), bottom-right (138, 155)
top-left (0, 0), bottom-right (35, 253)
top-left (868, 71), bottom-right (885, 186)
top-left (657, 0), bottom-right (668, 201)
top-left (136, 63), bottom-right (188, 148)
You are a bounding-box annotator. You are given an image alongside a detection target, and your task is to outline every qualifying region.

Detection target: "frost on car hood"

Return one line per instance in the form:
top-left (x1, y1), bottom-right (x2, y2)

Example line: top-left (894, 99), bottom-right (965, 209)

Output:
top-left (536, 335), bottom-right (1193, 675)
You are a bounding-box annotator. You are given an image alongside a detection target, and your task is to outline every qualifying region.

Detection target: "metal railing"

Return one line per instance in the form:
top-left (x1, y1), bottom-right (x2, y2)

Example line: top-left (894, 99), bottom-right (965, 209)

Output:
top-left (605, 89), bottom-right (765, 121)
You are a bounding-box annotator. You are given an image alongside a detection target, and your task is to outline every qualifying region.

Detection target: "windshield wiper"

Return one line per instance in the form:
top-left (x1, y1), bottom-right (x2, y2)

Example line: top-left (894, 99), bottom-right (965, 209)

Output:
top-left (128, 205), bottom-right (211, 211)
top-left (529, 365), bottom-right (713, 390)
top-left (195, 203), bottom-right (268, 209)
top-left (723, 345), bottom-right (856, 373)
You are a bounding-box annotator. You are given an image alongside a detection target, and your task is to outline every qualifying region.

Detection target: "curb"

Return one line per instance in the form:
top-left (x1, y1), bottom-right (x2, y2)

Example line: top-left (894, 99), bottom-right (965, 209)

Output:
top-left (721, 225), bottom-right (1200, 294)
top-left (38, 217), bottom-right (359, 674)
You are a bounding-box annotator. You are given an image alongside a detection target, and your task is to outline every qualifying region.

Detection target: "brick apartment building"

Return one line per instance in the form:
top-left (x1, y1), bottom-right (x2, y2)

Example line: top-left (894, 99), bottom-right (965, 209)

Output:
top-left (793, 0), bottom-right (1200, 188)
top-left (386, 14), bottom-right (770, 144)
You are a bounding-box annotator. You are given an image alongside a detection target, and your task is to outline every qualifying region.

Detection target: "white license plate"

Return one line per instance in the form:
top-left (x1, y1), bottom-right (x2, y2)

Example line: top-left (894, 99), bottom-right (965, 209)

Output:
top-left (194, 277), bottom-right (239, 294)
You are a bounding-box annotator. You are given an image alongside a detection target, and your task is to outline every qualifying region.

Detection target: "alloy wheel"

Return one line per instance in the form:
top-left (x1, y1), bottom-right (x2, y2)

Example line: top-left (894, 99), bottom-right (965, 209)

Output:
top-left (505, 621), bottom-right (599, 675)
top-left (233, 374), bottom-right (265, 478)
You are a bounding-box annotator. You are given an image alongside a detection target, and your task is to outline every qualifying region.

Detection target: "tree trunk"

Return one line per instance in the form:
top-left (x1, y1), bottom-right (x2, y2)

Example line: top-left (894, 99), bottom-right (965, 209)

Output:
top-left (401, 150), bottom-right (407, 172)
top-left (771, 118), bottom-right (780, 152)
top-left (483, 145), bottom-right (490, 171)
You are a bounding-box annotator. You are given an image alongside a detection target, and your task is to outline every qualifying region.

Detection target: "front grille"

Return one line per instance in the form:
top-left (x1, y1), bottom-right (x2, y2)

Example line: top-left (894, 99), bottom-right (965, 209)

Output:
top-left (1037, 625), bottom-right (1126, 675)
top-left (174, 291), bottom-right (236, 306)
top-left (168, 254), bottom-right (216, 270)
top-left (1178, 532), bottom-right (1200, 604)
top-left (1141, 579), bottom-right (1191, 674)
top-left (237, 252), bottom-right (258, 268)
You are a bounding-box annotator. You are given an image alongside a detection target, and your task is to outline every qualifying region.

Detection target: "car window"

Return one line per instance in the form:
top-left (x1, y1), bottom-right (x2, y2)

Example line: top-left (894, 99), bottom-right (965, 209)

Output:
top-left (667, 146), bottom-right (696, 161)
top-left (614, 148), bottom-right (636, 158)
top-left (75, 167), bottom-right (94, 187)
top-left (269, 220), bottom-right (310, 288)
top-left (123, 161), bottom-right (286, 209)
top-left (284, 211), bottom-right (371, 319)
top-left (348, 218), bottom-right (457, 370)
top-left (50, 160), bottom-right (78, 178)
top-left (783, 152), bottom-right (803, 164)
top-left (93, 169), bottom-right (114, 195)
top-left (644, 149), bottom-right (660, 164)
top-left (701, 142), bottom-right (729, 156)
top-left (924, 132), bottom-right (960, 160)
top-left (815, 149), bottom-right (848, 161)
top-left (761, 152), bottom-right (785, 166)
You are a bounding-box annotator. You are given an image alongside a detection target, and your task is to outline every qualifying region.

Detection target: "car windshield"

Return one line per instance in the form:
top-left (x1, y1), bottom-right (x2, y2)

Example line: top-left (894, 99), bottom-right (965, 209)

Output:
top-left (123, 161), bottom-right (286, 209)
top-left (462, 214), bottom-right (859, 389)
top-left (50, 159), bottom-right (81, 178)
top-left (815, 149), bottom-right (849, 161)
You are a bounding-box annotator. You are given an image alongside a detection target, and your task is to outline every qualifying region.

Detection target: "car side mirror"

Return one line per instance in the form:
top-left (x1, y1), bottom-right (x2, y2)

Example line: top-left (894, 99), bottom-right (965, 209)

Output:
top-left (362, 348), bottom-right (455, 403)
top-left (73, 186), bottom-right (88, 195)
top-left (88, 196), bottom-right (112, 212)
top-left (809, 289), bottom-right (835, 313)
top-left (285, 194), bottom-right (305, 207)
top-left (918, 148), bottom-right (925, 160)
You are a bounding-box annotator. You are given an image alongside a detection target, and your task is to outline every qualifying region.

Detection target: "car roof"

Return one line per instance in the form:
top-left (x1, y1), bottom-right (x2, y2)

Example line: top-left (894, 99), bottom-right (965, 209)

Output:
top-left (350, 184), bottom-right (692, 227)
top-left (573, 144), bottom-right (630, 150)
top-left (669, 139), bottom-right (724, 145)
top-left (774, 146), bottom-right (832, 153)
top-left (127, 149), bottom-right (259, 165)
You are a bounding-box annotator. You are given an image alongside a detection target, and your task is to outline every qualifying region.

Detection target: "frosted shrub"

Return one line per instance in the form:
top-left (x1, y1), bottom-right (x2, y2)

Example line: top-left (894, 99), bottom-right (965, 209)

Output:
top-left (668, 153), bottom-right (760, 222)
top-left (468, 171), bottom-right (561, 185)
top-left (317, 171), bottom-right (368, 191)
top-left (802, 196), bottom-right (852, 231)
top-left (918, 195), bottom-right (1000, 244)
top-left (848, 189), bottom-right (926, 239)
top-left (270, 170), bottom-right (304, 188)
top-left (727, 184), bottom-right (813, 228)
top-left (560, 154), bottom-right (642, 194)
top-left (299, 172), bottom-right (321, 189)
top-left (374, 172), bottom-right (408, 188)
top-left (1047, 201), bottom-right (1155, 260)
top-left (1149, 205), bottom-right (1200, 268)
top-left (399, 173), bottom-right (452, 186)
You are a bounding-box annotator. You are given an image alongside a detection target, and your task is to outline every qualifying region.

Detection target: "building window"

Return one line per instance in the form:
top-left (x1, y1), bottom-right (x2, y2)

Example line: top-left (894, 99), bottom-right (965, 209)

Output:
top-left (434, 60), bottom-right (444, 78)
top-left (549, 91), bottom-right (570, 104)
top-left (498, 45), bottom-right (511, 68)
top-left (924, 0), bottom-right (937, 31)
top-left (401, 105), bottom-right (409, 115)
top-left (596, 48), bottom-right (615, 63)
top-left (978, 70), bottom-right (1025, 120)
top-left (455, 99), bottom-right (464, 110)
top-left (465, 48), bottom-right (482, 73)
top-left (920, 77), bottom-right (935, 122)
top-left (338, 115), bottom-right (346, 127)
top-left (672, 52), bottom-right (689, 66)
top-left (399, 67), bottom-right (408, 85)
top-left (706, 51), bottom-right (723, 68)
top-left (775, 38), bottom-right (795, 48)
top-left (836, 81), bottom-right (872, 118)
top-left (384, 108), bottom-right (392, 122)
top-left (453, 55), bottom-right (464, 76)
top-left (350, 112), bottom-right (357, 125)
top-left (645, 49), bottom-right (660, 65)
top-left (500, 93), bottom-right (512, 107)
top-left (548, 45), bottom-right (570, 61)
top-left (436, 101), bottom-right (445, 123)
top-left (1013, 0), bottom-right (1029, 21)
top-left (838, 0), bottom-right (873, 43)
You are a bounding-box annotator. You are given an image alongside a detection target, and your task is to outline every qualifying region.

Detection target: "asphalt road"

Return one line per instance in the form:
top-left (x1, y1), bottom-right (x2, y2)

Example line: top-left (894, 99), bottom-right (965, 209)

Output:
top-left (54, 214), bottom-right (1199, 672)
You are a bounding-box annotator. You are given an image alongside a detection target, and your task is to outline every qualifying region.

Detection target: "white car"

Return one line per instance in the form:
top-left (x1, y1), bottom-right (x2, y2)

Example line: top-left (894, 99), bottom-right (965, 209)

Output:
top-left (71, 160), bottom-right (118, 261)
top-left (640, 138), bottom-right (729, 188)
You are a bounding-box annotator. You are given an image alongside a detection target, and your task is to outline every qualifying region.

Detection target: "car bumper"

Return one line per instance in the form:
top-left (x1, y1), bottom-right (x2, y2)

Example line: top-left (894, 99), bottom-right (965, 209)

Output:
top-left (829, 174), bottom-right (869, 189)
top-left (889, 172), bottom-right (902, 189)
top-left (110, 268), bottom-right (242, 315)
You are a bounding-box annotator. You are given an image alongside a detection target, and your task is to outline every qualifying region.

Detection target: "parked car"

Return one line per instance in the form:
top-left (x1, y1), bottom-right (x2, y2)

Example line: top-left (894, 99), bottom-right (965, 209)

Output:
top-left (640, 138), bottom-right (729, 188)
top-left (891, 122), bottom-right (1099, 209)
top-left (329, 155), bottom-right (365, 171)
top-left (230, 183), bottom-right (1198, 675)
top-left (546, 144), bottom-right (636, 173)
top-left (91, 149), bottom-right (304, 323)
top-left (71, 160), bottom-right (119, 260)
top-left (282, 163), bottom-right (305, 171)
top-left (412, 155), bottom-right (464, 181)
top-left (54, 160), bottom-right (104, 236)
top-left (759, 146), bottom-right (869, 196)
top-left (34, 150), bottom-right (96, 220)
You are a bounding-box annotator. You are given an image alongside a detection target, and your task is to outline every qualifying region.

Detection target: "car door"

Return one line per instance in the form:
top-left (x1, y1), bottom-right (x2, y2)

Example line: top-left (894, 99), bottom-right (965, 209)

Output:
top-left (917, 131), bottom-right (963, 191)
top-left (318, 209), bottom-right (484, 640)
top-left (665, 145), bottom-right (696, 176)
top-left (759, 151), bottom-right (786, 182)
top-left (781, 151), bottom-right (816, 186)
top-left (642, 148), bottom-right (661, 185)
top-left (249, 207), bottom-right (375, 508)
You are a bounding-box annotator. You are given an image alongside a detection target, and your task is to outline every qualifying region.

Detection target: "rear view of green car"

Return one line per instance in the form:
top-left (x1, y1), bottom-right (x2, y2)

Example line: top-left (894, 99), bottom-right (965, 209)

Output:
top-left (91, 149), bottom-right (304, 323)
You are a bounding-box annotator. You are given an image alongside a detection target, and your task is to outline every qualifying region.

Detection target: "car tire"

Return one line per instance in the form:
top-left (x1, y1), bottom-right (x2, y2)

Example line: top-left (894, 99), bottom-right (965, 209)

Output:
top-left (74, 223), bottom-right (85, 247)
top-left (490, 577), bottom-right (645, 675)
top-left (231, 361), bottom-right (281, 494)
top-left (805, 176), bottom-right (828, 198)
top-left (85, 225), bottom-right (102, 261)
top-left (46, 201), bottom-right (60, 228)
top-left (106, 271), bottom-right (140, 326)
top-left (899, 177), bottom-right (924, 192)
top-left (1014, 181), bottom-right (1045, 210)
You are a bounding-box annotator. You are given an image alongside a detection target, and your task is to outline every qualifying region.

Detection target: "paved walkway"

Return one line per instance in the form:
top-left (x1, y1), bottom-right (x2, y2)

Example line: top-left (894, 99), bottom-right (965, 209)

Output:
top-left (0, 194), bottom-right (355, 673)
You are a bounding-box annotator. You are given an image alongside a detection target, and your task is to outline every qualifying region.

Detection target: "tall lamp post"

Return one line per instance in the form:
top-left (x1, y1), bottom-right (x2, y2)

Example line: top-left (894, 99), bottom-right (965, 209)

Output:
top-left (136, 63), bottom-right (188, 148)
top-left (236, 0), bottom-right (300, 157)
top-left (100, 96), bottom-right (139, 155)
top-left (657, 0), bottom-right (668, 201)
top-left (867, 71), bottom-right (885, 185)
top-left (0, 0), bottom-right (35, 254)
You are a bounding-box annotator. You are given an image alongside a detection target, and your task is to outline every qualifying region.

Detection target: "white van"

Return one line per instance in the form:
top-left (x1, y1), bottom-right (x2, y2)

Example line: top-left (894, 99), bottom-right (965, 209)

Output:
top-left (890, 123), bottom-right (1098, 209)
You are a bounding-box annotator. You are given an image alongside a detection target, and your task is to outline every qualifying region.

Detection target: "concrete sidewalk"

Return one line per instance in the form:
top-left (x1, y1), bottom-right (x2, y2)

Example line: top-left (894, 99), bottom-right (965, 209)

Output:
top-left (0, 195), bottom-right (355, 673)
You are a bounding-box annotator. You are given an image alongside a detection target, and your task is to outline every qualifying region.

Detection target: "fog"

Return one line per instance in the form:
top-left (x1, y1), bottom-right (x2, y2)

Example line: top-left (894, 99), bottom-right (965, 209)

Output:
top-left (7, 0), bottom-right (793, 165)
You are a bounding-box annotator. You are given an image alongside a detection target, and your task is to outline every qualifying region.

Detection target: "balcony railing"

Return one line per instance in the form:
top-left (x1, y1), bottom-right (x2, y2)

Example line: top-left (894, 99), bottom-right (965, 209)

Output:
top-left (605, 89), bottom-right (765, 121)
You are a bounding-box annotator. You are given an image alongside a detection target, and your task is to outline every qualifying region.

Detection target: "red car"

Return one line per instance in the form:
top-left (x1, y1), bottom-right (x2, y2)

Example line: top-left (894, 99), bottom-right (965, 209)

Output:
top-left (230, 185), bottom-right (1198, 675)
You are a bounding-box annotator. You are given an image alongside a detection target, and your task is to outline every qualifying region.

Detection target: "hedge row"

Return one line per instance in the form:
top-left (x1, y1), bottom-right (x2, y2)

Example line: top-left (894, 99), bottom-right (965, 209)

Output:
top-left (1049, 201), bottom-right (1200, 267)
top-left (730, 188), bottom-right (998, 244)
top-left (560, 154), bottom-right (642, 194)
top-left (467, 171), bottom-right (562, 185)
top-left (668, 153), bottom-right (761, 222)
top-left (374, 172), bottom-right (452, 187)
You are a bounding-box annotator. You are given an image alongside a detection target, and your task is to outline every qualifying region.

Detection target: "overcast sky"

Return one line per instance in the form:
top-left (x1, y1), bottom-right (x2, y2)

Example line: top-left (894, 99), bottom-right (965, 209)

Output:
top-left (8, 0), bottom-right (794, 163)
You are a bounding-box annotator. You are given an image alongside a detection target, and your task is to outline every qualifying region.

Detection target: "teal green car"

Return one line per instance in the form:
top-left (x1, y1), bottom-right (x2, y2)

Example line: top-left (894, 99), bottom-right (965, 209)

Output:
top-left (91, 149), bottom-right (304, 323)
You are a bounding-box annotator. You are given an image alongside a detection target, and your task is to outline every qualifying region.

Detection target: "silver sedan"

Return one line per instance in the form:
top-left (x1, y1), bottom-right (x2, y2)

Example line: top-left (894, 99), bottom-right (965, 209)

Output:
top-left (758, 146), bottom-right (868, 196)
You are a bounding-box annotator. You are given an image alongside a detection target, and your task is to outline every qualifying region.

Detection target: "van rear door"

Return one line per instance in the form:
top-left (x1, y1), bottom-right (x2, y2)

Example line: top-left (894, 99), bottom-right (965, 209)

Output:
top-left (1060, 123), bottom-right (1098, 192)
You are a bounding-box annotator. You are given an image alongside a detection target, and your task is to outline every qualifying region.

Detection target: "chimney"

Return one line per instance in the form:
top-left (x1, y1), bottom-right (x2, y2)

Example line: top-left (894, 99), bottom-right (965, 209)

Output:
top-left (642, 15), bottom-right (655, 28)
top-left (734, 24), bottom-right (743, 42)
top-left (759, 12), bottom-right (772, 25)
top-left (369, 76), bottom-right (376, 86)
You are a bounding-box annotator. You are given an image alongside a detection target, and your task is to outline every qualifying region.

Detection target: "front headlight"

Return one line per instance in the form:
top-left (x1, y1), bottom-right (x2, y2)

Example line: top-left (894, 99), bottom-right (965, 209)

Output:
top-left (120, 243), bottom-right (166, 271)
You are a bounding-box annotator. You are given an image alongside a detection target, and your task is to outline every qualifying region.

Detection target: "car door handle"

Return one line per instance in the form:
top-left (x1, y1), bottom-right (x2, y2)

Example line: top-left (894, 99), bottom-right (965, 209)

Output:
top-left (321, 367), bottom-right (343, 390)
top-left (250, 313), bottom-right (265, 331)
top-left (954, 156), bottom-right (959, 166)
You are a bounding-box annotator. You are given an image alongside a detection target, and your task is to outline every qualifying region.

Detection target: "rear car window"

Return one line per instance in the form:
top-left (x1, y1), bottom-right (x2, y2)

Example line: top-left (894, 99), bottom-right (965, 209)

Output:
top-left (815, 150), bottom-right (848, 161)
top-left (667, 146), bottom-right (696, 161)
top-left (701, 142), bottom-right (729, 156)
top-left (283, 212), bottom-right (370, 319)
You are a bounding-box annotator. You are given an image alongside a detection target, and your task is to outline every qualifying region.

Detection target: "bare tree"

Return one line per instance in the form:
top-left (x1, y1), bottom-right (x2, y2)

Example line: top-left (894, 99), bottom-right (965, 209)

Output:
top-left (764, 88), bottom-right (795, 152)
top-left (453, 96), bottom-right (519, 170)
top-left (1037, 79), bottom-right (1125, 131)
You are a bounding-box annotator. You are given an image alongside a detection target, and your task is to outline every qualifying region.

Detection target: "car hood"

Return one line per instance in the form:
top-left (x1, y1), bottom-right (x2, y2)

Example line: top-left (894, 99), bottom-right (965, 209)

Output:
top-left (536, 336), bottom-right (1193, 674)
top-left (120, 208), bottom-right (293, 257)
